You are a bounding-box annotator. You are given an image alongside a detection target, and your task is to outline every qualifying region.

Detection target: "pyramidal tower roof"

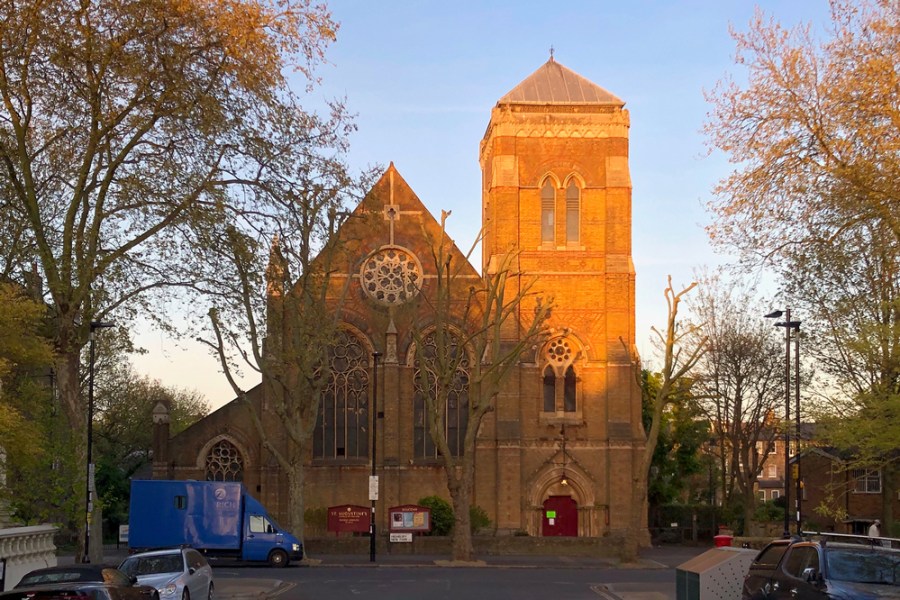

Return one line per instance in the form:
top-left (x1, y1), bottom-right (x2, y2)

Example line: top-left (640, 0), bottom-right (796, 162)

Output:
top-left (498, 57), bottom-right (624, 106)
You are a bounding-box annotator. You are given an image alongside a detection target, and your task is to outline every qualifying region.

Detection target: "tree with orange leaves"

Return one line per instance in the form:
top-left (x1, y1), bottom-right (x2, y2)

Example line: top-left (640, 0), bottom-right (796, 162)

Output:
top-left (706, 0), bottom-right (900, 533)
top-left (0, 0), bottom-right (342, 562)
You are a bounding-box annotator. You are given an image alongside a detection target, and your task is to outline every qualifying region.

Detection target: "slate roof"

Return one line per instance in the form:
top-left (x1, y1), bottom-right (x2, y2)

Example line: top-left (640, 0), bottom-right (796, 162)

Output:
top-left (499, 58), bottom-right (624, 106)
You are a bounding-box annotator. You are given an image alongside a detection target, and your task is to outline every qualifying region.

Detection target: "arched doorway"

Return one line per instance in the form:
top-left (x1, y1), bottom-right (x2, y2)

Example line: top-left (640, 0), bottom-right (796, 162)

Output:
top-left (542, 496), bottom-right (577, 537)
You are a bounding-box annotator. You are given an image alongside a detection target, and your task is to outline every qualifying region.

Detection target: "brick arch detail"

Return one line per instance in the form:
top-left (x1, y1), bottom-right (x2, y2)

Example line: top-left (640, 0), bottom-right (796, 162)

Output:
top-left (532, 329), bottom-right (591, 367)
top-left (337, 322), bottom-right (377, 364)
top-left (562, 172), bottom-right (586, 189)
top-left (196, 433), bottom-right (252, 472)
top-left (404, 324), bottom-right (473, 368)
top-left (527, 457), bottom-right (596, 508)
top-left (537, 172), bottom-right (561, 189)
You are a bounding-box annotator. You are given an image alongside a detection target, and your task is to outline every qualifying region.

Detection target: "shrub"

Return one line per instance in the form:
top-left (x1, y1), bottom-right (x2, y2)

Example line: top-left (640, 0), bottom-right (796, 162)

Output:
top-left (469, 504), bottom-right (492, 533)
top-left (418, 495), bottom-right (454, 536)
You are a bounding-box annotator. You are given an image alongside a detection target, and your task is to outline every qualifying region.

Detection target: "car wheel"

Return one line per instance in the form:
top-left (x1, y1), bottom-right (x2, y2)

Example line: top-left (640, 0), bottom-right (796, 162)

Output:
top-left (268, 549), bottom-right (288, 568)
top-left (182, 589), bottom-right (190, 600)
top-left (207, 583), bottom-right (213, 600)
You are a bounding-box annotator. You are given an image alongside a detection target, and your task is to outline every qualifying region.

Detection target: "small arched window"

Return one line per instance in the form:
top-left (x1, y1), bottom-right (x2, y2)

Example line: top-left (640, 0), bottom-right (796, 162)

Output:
top-left (541, 179), bottom-right (555, 244)
top-left (205, 439), bottom-right (244, 481)
top-left (566, 180), bottom-right (580, 244)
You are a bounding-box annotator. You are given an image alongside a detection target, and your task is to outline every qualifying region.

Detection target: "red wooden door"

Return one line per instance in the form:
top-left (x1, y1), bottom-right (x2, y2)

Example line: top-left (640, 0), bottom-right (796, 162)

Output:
top-left (542, 496), bottom-right (577, 537)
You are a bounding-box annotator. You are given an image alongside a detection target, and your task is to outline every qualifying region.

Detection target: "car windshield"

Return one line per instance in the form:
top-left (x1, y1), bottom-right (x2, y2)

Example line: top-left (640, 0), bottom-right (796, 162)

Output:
top-left (18, 572), bottom-right (85, 586)
top-left (120, 554), bottom-right (183, 576)
top-left (826, 548), bottom-right (900, 585)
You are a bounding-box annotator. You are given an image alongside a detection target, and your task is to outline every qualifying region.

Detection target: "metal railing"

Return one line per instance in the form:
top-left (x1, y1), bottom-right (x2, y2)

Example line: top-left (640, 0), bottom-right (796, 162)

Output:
top-left (800, 530), bottom-right (900, 549)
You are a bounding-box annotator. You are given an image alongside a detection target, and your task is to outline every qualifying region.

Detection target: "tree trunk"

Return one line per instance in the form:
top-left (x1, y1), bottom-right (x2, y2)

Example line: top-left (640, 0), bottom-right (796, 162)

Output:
top-left (57, 348), bottom-right (94, 562)
top-left (742, 488), bottom-right (756, 536)
top-left (622, 472), bottom-right (649, 563)
top-left (287, 447), bottom-right (307, 558)
top-left (447, 462), bottom-right (474, 561)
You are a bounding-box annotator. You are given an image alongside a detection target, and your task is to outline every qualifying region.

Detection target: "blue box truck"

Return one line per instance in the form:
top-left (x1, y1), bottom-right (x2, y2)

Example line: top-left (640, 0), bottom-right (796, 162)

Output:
top-left (128, 480), bottom-right (302, 567)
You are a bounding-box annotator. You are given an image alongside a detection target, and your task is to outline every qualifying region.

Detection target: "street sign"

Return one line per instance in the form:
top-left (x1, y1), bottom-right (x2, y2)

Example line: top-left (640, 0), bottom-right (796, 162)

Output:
top-left (327, 505), bottom-right (370, 533)
top-left (390, 533), bottom-right (413, 543)
top-left (368, 475), bottom-right (379, 500)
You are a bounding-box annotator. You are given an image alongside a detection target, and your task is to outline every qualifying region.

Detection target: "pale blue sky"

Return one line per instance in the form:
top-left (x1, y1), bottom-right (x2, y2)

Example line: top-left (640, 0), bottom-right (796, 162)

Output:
top-left (134, 1), bottom-right (834, 408)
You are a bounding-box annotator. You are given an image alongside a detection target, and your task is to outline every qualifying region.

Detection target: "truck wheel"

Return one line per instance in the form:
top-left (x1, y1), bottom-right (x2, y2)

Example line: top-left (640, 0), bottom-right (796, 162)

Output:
top-left (268, 549), bottom-right (288, 568)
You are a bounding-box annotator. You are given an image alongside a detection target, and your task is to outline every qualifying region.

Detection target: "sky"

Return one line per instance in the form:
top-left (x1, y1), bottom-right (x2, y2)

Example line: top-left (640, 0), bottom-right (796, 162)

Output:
top-left (132, 0), bottom-right (835, 411)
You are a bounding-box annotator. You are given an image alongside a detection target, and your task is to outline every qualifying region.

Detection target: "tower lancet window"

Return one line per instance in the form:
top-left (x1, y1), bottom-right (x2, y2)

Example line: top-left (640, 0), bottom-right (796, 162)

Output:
top-left (541, 179), bottom-right (555, 244)
top-left (566, 179), bottom-right (580, 244)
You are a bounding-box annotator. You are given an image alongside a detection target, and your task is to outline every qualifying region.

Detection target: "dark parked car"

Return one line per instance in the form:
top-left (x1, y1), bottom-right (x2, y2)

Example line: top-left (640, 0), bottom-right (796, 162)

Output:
top-left (743, 534), bottom-right (900, 599)
top-left (1, 565), bottom-right (160, 600)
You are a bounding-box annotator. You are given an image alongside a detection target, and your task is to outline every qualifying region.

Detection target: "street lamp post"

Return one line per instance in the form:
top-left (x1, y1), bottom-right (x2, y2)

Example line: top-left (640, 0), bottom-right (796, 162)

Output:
top-left (765, 309), bottom-right (800, 538)
top-left (369, 351), bottom-right (381, 563)
top-left (83, 320), bottom-right (114, 563)
top-left (794, 329), bottom-right (802, 534)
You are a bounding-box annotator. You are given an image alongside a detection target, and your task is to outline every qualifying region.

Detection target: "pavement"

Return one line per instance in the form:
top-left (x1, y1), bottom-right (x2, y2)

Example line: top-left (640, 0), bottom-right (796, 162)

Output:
top-left (59, 544), bottom-right (709, 600)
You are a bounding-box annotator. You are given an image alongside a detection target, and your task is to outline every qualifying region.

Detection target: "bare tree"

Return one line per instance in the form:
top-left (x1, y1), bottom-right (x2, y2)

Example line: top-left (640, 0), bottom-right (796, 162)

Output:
top-left (202, 115), bottom-right (376, 554)
top-left (622, 277), bottom-right (706, 563)
top-left (689, 271), bottom-right (784, 533)
top-left (412, 214), bottom-right (552, 562)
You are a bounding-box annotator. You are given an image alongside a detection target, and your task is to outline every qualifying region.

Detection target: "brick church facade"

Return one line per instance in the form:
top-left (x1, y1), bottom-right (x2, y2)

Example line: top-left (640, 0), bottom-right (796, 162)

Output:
top-left (151, 58), bottom-right (644, 538)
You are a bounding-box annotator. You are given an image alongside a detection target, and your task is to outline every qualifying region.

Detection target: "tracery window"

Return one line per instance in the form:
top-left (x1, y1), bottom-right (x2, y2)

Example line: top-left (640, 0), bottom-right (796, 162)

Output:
top-left (565, 180), bottom-right (580, 244)
top-left (314, 329), bottom-right (369, 460)
top-left (541, 179), bottom-right (555, 244)
top-left (541, 337), bottom-right (579, 413)
top-left (205, 439), bottom-right (244, 481)
top-left (414, 330), bottom-right (470, 459)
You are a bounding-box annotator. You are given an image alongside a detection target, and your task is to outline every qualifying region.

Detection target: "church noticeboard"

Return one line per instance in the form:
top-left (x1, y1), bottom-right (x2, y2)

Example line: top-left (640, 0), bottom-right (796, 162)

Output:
top-left (388, 504), bottom-right (431, 533)
top-left (327, 505), bottom-right (371, 534)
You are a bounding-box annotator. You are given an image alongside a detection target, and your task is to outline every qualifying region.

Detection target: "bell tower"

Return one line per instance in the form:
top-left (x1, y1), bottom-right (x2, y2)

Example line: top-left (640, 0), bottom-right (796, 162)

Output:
top-left (479, 58), bottom-right (643, 536)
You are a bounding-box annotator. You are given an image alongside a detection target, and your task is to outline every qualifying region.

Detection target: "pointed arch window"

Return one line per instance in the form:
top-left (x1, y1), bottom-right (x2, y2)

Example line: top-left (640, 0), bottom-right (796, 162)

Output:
top-left (414, 329), bottom-right (470, 459)
top-left (205, 439), bottom-right (244, 481)
top-left (565, 180), bottom-right (580, 244)
top-left (541, 179), bottom-right (555, 244)
top-left (564, 366), bottom-right (577, 412)
top-left (314, 329), bottom-right (369, 460)
top-left (543, 366), bottom-right (556, 412)
top-left (541, 337), bottom-right (580, 414)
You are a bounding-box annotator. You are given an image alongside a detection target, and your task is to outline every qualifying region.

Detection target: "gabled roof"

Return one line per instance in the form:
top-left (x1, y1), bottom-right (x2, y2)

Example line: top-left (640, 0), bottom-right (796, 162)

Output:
top-left (498, 58), bottom-right (623, 106)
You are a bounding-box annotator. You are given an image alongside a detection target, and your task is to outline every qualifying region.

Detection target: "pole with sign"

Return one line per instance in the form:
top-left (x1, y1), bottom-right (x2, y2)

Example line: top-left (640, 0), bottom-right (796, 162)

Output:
top-left (369, 352), bottom-right (381, 562)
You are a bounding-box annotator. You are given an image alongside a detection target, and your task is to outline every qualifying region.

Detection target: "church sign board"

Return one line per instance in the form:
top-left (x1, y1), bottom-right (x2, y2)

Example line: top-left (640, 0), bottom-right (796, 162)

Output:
top-left (388, 504), bottom-right (431, 533)
top-left (326, 505), bottom-right (371, 534)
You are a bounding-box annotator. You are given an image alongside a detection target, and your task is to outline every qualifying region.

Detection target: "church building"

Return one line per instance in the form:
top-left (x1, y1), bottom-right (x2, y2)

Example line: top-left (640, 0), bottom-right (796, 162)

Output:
top-left (151, 58), bottom-right (644, 538)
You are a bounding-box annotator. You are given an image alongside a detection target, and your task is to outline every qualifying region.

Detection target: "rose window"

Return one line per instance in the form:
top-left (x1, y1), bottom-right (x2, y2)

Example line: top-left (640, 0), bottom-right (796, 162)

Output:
top-left (546, 338), bottom-right (573, 366)
top-left (361, 247), bottom-right (422, 305)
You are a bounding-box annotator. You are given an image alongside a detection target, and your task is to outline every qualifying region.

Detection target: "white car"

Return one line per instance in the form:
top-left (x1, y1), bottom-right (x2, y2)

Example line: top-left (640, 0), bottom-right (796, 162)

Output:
top-left (119, 548), bottom-right (213, 600)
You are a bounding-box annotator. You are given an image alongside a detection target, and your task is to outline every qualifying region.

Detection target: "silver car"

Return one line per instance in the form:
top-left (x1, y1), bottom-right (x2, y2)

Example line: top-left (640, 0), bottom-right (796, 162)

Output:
top-left (119, 548), bottom-right (213, 600)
